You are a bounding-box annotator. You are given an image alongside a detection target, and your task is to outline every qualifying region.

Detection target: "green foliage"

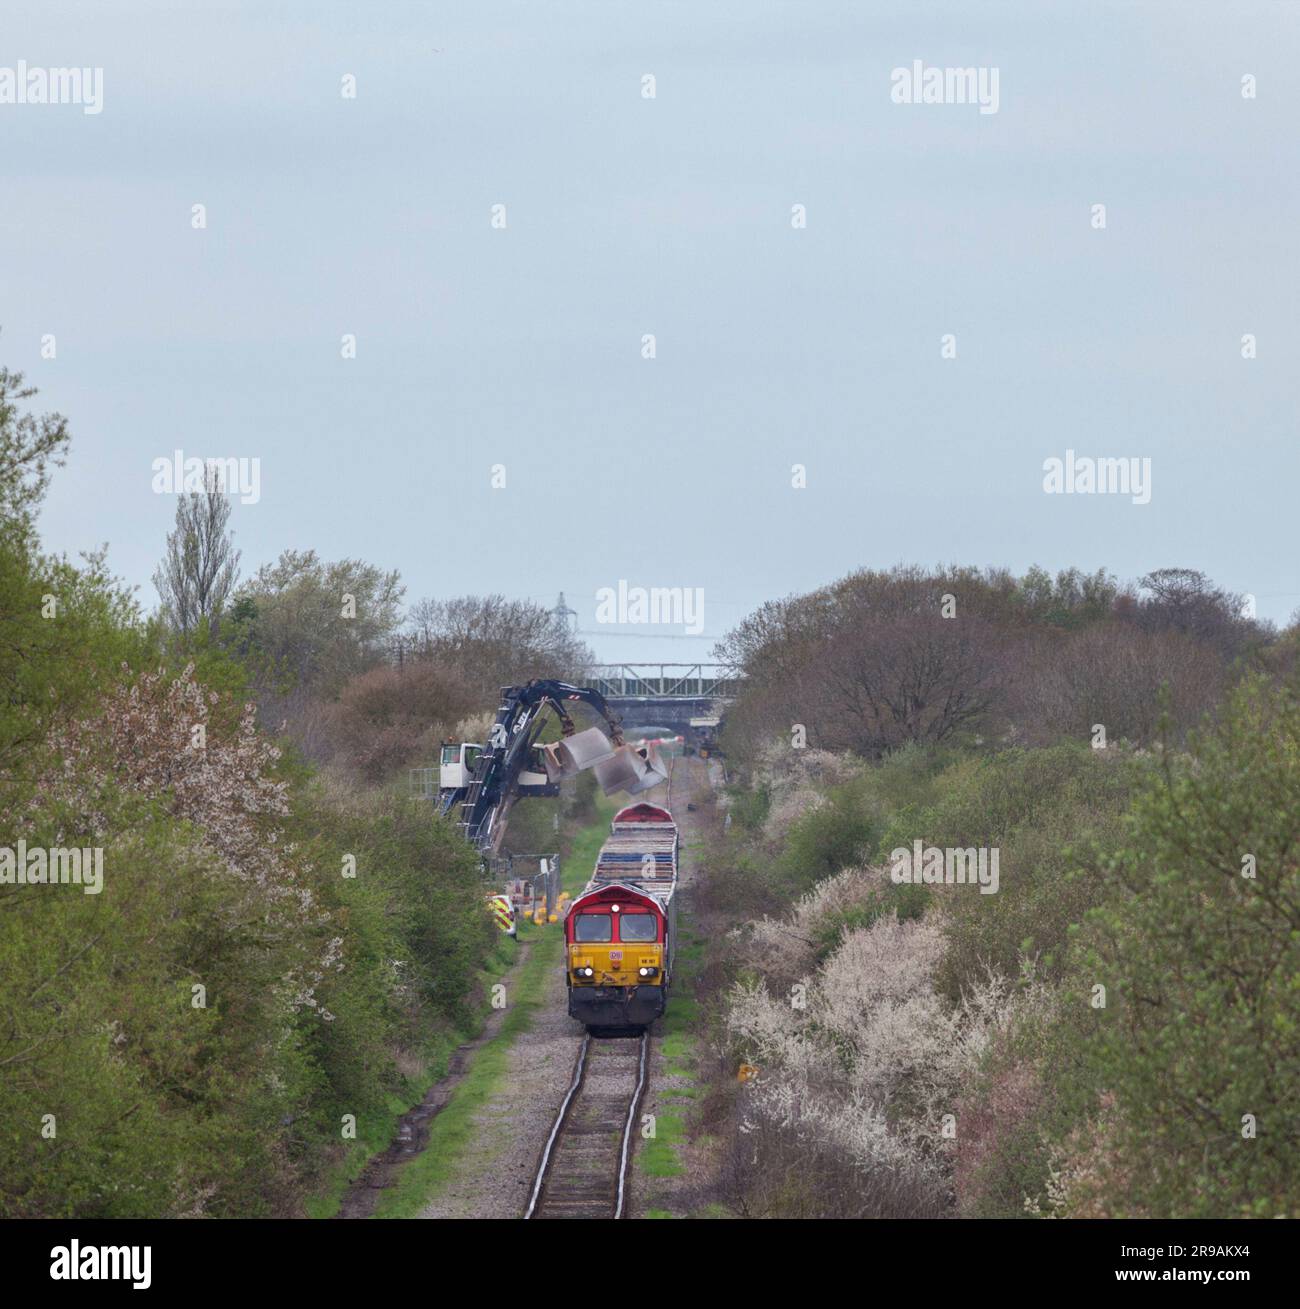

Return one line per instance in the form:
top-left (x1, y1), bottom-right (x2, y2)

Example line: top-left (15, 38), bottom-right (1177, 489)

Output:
top-left (0, 370), bottom-right (149, 767)
top-left (709, 735), bottom-right (1157, 1218)
top-left (162, 615), bottom-right (255, 708)
top-left (499, 797), bottom-right (560, 854)
top-left (749, 745), bottom-right (955, 906)
top-left (866, 741), bottom-right (953, 811)
top-left (0, 791), bottom-right (315, 1216)
top-left (1014, 564), bottom-right (1119, 629)
top-left (736, 679), bottom-right (1300, 1219)
top-left (777, 777), bottom-right (882, 894)
top-left (0, 364), bottom-right (70, 535)
top-left (870, 743), bottom-right (1142, 996)
top-left (0, 373), bottom-right (503, 1217)
top-left (1074, 676), bottom-right (1300, 1217)
top-left (724, 781), bottom-right (770, 832)
top-left (259, 783), bottom-right (493, 1172)
top-left (233, 548), bottom-right (404, 695)
top-left (0, 543), bottom-right (146, 772)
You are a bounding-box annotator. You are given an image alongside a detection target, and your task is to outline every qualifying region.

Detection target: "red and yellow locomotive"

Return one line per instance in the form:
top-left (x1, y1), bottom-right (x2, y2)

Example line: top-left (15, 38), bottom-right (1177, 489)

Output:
top-left (564, 803), bottom-right (678, 1029)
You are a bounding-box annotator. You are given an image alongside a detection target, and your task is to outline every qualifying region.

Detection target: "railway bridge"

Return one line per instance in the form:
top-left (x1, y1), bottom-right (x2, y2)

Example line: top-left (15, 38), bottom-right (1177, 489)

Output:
top-left (586, 663), bottom-right (736, 736)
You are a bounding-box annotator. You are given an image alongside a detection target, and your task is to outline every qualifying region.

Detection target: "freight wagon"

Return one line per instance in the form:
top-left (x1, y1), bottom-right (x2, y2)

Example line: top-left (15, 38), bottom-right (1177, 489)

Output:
top-left (564, 802), bottom-right (678, 1030)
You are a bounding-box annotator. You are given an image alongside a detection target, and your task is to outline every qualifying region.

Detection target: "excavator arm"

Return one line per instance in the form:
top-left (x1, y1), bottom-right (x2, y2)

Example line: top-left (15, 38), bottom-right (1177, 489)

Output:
top-left (454, 681), bottom-right (627, 855)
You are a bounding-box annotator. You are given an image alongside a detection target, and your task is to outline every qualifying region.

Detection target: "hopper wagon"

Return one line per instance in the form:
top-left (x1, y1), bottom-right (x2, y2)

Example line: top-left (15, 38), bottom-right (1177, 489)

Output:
top-left (564, 802), bottom-right (679, 1029)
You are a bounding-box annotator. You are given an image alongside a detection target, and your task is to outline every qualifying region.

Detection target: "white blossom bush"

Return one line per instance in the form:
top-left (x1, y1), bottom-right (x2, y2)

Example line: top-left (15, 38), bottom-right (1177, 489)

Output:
top-left (726, 899), bottom-right (1050, 1200)
top-left (732, 864), bottom-right (887, 985)
top-left (32, 663), bottom-right (338, 1013)
top-left (750, 741), bottom-right (864, 843)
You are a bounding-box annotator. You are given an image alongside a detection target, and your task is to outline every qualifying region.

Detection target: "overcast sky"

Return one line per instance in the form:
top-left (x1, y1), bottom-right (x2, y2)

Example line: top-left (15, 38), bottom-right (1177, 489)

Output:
top-left (6, 1), bottom-right (1298, 663)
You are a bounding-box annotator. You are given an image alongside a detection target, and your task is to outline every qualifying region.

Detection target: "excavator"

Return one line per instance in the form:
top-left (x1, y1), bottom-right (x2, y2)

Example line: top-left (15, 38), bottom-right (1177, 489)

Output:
top-left (438, 680), bottom-right (669, 858)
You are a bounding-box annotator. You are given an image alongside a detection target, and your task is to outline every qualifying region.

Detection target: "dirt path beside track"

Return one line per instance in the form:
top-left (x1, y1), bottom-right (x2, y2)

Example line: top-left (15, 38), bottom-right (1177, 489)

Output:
top-left (419, 946), bottom-right (586, 1218)
top-left (336, 943), bottom-right (531, 1219)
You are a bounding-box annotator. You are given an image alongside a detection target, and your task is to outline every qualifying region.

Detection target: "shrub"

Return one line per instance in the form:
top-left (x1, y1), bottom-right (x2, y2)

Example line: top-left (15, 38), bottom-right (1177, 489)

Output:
top-left (723, 907), bottom-right (1051, 1216)
top-left (776, 776), bottom-right (882, 895)
top-left (0, 664), bottom-right (496, 1217)
top-left (870, 744), bottom-right (1143, 997)
top-left (0, 788), bottom-right (315, 1216)
top-left (334, 660), bottom-right (476, 781)
top-left (1069, 676), bottom-right (1300, 1217)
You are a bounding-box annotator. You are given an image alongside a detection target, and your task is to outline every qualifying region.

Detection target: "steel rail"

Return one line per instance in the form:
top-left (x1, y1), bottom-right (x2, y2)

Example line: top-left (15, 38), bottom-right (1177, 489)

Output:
top-left (525, 1032), bottom-right (591, 1219)
top-left (614, 1030), bottom-right (650, 1219)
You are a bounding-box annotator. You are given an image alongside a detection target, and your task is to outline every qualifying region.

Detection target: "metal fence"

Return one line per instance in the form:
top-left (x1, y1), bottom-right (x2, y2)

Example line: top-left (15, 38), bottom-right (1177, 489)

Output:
top-left (409, 767), bottom-right (437, 799)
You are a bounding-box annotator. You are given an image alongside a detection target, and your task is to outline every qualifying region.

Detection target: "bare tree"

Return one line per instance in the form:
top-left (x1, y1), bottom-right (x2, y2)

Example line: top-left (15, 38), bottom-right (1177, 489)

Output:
top-left (153, 467), bottom-right (241, 635)
top-left (718, 567), bottom-right (1007, 758)
top-left (405, 594), bottom-right (591, 697)
top-left (1135, 567), bottom-right (1263, 661)
top-left (1011, 621), bottom-right (1228, 746)
top-left (820, 606), bottom-right (1005, 756)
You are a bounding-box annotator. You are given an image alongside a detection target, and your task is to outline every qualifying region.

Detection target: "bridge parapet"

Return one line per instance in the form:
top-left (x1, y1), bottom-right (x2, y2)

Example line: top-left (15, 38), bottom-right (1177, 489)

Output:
top-left (587, 663), bottom-right (738, 700)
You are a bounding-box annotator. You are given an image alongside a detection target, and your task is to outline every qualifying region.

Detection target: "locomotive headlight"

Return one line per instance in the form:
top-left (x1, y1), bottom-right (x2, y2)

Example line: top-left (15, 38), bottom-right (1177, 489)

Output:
top-left (638, 966), bottom-right (658, 978)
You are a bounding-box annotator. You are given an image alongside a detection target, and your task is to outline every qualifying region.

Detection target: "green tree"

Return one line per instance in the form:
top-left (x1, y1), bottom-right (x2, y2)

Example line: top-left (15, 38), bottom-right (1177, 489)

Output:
top-left (1076, 676), bottom-right (1300, 1217)
top-left (0, 364), bottom-right (69, 537)
top-left (0, 369), bottom-right (142, 770)
top-left (233, 549), bottom-right (404, 694)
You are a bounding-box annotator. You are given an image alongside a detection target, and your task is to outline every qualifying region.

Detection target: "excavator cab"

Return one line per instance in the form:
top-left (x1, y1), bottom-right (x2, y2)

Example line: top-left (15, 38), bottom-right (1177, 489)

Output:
top-left (440, 742), bottom-right (483, 790)
top-left (517, 747), bottom-right (561, 797)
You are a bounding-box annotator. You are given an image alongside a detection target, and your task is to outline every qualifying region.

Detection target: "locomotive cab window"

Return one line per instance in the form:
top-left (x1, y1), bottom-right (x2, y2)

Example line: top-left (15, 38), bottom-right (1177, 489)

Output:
top-left (573, 913), bottom-right (612, 943)
top-left (618, 913), bottom-right (658, 943)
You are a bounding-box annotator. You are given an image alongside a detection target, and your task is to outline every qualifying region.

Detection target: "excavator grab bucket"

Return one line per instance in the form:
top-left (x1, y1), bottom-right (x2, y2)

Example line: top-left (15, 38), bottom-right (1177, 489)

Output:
top-left (625, 741), bottom-right (671, 794)
top-left (594, 741), bottom-right (669, 796)
top-left (541, 726), bottom-right (618, 782)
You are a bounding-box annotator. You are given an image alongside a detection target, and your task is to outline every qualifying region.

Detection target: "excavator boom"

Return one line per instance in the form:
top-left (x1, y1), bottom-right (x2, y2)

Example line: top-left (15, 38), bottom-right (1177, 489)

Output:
top-left (452, 681), bottom-right (627, 855)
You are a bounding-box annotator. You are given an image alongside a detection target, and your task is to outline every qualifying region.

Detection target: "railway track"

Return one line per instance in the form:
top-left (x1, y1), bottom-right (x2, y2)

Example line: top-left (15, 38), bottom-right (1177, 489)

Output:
top-left (525, 753), bottom-right (693, 1220)
top-left (525, 1029), bottom-right (649, 1219)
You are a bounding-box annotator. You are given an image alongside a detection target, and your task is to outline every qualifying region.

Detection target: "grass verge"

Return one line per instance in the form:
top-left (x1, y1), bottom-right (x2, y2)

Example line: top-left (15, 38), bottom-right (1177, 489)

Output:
top-left (635, 929), bottom-right (704, 1199)
top-left (304, 931), bottom-right (518, 1218)
top-left (366, 792), bottom-right (615, 1218)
